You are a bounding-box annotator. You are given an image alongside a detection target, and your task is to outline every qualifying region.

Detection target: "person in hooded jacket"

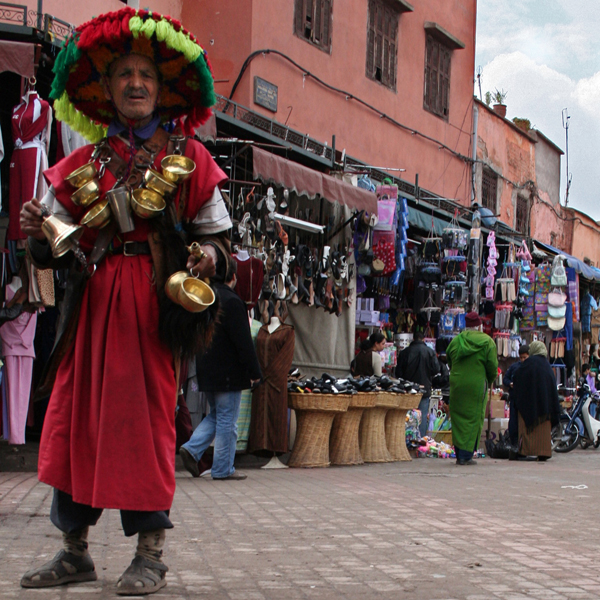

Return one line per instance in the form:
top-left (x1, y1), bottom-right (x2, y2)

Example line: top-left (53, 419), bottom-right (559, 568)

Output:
top-left (447, 312), bottom-right (498, 465)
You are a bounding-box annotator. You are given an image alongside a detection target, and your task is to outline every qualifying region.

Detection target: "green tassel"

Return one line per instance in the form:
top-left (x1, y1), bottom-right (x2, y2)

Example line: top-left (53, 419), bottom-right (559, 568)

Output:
top-left (193, 56), bottom-right (216, 107)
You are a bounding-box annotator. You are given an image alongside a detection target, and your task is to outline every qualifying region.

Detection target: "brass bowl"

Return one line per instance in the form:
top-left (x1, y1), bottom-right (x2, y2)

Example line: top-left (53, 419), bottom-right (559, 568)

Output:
top-left (65, 162), bottom-right (97, 188)
top-left (144, 168), bottom-right (177, 196)
top-left (71, 179), bottom-right (101, 207)
top-left (164, 271), bottom-right (189, 304)
top-left (161, 155), bottom-right (196, 183)
top-left (80, 199), bottom-right (111, 229)
top-left (131, 188), bottom-right (166, 219)
top-left (179, 277), bottom-right (215, 313)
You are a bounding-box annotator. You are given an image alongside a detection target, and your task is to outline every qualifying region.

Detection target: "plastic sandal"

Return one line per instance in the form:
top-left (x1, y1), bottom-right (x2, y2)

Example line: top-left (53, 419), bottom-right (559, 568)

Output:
top-left (21, 550), bottom-right (97, 588)
top-left (116, 555), bottom-right (168, 596)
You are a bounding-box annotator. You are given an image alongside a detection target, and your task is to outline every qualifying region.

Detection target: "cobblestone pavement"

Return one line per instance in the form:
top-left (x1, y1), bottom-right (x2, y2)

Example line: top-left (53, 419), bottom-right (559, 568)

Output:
top-left (1, 449), bottom-right (599, 599)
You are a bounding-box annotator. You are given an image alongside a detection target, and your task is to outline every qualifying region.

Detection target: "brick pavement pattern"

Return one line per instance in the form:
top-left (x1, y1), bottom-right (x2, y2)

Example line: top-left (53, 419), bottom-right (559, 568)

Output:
top-left (1, 450), bottom-right (598, 599)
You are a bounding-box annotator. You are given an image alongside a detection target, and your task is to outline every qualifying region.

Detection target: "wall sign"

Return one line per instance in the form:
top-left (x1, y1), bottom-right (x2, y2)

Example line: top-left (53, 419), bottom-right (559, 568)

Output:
top-left (254, 76), bottom-right (278, 113)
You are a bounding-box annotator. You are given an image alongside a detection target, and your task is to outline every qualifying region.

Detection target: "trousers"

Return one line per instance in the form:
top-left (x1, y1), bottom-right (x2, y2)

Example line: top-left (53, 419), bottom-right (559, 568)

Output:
top-left (50, 489), bottom-right (173, 537)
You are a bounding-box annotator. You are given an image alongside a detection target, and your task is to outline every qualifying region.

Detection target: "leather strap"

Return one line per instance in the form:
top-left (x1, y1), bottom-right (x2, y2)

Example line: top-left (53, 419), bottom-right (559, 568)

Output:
top-left (111, 240), bottom-right (151, 256)
top-left (101, 127), bottom-right (170, 188)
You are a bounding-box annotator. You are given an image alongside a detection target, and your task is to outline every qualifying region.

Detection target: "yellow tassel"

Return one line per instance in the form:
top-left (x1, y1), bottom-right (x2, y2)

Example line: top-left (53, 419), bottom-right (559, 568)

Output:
top-left (155, 19), bottom-right (169, 42)
top-left (129, 15), bottom-right (143, 38)
top-left (140, 17), bottom-right (156, 38)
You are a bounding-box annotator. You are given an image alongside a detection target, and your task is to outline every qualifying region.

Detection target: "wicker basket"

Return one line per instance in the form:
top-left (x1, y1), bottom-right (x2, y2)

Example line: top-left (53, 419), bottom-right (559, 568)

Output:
top-left (288, 393), bottom-right (349, 468)
top-left (288, 393), bottom-right (350, 413)
top-left (393, 393), bottom-right (422, 411)
top-left (349, 392), bottom-right (377, 409)
top-left (375, 393), bottom-right (400, 409)
top-left (428, 430), bottom-right (453, 444)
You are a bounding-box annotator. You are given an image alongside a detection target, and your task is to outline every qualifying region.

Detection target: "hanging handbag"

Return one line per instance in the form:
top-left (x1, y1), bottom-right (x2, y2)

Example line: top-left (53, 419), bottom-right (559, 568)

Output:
top-left (551, 256), bottom-right (568, 287)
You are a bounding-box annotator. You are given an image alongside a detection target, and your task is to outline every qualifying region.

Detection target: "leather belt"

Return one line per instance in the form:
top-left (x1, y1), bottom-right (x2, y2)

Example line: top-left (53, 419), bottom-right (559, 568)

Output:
top-left (111, 241), bottom-right (151, 256)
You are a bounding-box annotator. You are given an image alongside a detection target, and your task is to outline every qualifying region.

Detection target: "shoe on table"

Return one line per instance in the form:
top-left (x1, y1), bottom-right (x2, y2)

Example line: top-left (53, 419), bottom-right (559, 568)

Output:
top-left (214, 471), bottom-right (247, 481)
top-left (456, 458), bottom-right (477, 466)
top-left (179, 447), bottom-right (200, 477)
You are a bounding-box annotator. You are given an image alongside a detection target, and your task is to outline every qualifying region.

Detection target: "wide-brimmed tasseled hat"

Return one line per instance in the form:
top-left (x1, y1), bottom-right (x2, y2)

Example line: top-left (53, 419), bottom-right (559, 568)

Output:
top-left (50, 7), bottom-right (215, 142)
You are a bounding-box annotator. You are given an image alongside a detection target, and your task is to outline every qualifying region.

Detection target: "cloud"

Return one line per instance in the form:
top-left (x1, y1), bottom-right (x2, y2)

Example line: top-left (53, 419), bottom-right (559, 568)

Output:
top-left (479, 52), bottom-right (600, 218)
top-left (476, 0), bottom-right (600, 80)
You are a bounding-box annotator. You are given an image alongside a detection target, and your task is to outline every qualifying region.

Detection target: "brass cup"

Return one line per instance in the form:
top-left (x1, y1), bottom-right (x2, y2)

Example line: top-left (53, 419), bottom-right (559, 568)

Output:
top-left (80, 199), bottom-right (111, 229)
top-left (71, 178), bottom-right (101, 207)
top-left (165, 271), bottom-right (189, 304)
top-left (65, 162), bottom-right (98, 188)
top-left (179, 277), bottom-right (215, 313)
top-left (161, 155), bottom-right (196, 184)
top-left (131, 188), bottom-right (166, 219)
top-left (143, 168), bottom-right (177, 196)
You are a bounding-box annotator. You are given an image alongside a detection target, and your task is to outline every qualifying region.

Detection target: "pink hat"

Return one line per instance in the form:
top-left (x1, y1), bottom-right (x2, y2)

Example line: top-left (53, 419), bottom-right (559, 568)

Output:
top-left (465, 312), bottom-right (482, 328)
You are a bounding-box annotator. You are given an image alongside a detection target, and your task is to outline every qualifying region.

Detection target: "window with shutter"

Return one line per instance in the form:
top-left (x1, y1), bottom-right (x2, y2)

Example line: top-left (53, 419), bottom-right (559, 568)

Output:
top-left (423, 33), bottom-right (452, 120)
top-left (481, 167), bottom-right (498, 212)
top-left (516, 195), bottom-right (530, 234)
top-left (365, 0), bottom-right (399, 91)
top-left (294, 0), bottom-right (332, 53)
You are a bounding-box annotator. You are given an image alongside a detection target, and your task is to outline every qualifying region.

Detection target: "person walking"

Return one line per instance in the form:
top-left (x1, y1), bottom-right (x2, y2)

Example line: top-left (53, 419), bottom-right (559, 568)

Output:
top-left (512, 341), bottom-right (561, 461)
top-left (19, 7), bottom-right (230, 595)
top-left (180, 261), bottom-right (262, 480)
top-left (503, 344), bottom-right (529, 448)
top-left (395, 331), bottom-right (440, 437)
top-left (447, 312), bottom-right (498, 465)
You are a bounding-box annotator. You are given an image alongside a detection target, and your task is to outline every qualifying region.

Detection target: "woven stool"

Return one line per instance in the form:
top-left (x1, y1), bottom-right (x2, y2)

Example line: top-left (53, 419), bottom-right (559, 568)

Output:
top-left (385, 393), bottom-right (422, 461)
top-left (330, 392), bottom-right (377, 466)
top-left (288, 393), bottom-right (349, 468)
top-left (359, 393), bottom-right (398, 463)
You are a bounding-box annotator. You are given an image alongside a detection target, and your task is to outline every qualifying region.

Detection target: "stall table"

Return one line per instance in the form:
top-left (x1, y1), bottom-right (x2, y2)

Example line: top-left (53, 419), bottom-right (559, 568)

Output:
top-left (288, 393), bottom-right (349, 468)
top-left (330, 392), bottom-right (377, 466)
top-left (384, 393), bottom-right (422, 461)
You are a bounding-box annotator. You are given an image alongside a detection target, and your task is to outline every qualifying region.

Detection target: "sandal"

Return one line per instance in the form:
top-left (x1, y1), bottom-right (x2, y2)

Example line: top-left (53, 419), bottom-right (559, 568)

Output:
top-left (116, 555), bottom-right (168, 596)
top-left (21, 549), bottom-right (97, 588)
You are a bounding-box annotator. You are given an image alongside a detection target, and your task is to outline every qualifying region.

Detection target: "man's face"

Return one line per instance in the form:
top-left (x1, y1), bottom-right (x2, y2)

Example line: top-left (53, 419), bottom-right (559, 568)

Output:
top-left (520, 353), bottom-right (529, 362)
top-left (104, 54), bottom-right (160, 124)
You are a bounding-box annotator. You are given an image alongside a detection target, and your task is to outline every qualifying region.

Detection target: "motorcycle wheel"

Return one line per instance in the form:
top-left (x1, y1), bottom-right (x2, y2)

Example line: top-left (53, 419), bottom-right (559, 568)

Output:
top-left (552, 418), bottom-right (580, 453)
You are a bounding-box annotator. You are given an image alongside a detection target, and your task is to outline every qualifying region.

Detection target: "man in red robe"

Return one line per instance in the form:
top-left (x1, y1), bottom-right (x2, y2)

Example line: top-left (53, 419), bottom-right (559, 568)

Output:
top-left (18, 8), bottom-right (230, 596)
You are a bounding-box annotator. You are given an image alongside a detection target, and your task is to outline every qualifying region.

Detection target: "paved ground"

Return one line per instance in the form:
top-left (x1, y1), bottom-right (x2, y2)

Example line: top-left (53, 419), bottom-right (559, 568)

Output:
top-left (1, 449), bottom-right (599, 599)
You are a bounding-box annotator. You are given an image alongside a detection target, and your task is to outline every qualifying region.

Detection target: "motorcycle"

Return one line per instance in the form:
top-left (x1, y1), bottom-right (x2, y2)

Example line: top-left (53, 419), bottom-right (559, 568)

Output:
top-left (551, 380), bottom-right (600, 453)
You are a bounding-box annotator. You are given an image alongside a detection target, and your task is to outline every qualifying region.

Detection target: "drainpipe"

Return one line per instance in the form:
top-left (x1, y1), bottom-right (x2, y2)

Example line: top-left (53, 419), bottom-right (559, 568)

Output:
top-left (471, 103), bottom-right (478, 205)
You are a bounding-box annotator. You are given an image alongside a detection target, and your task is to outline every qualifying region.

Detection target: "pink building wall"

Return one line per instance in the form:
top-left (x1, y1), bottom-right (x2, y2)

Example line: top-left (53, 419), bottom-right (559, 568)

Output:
top-left (475, 100), bottom-right (536, 231)
top-left (18, 1), bottom-right (183, 27)
top-left (567, 208), bottom-right (600, 266)
top-left (189, 0), bottom-right (477, 204)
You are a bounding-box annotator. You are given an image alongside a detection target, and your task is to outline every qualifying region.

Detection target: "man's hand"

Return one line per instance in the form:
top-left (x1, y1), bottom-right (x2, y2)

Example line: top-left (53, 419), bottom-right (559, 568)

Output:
top-left (186, 244), bottom-right (217, 280)
top-left (20, 198), bottom-right (46, 241)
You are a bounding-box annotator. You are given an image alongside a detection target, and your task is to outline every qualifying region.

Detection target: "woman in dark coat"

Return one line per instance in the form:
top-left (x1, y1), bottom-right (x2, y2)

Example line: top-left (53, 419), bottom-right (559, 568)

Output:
top-left (512, 340), bottom-right (561, 461)
top-left (352, 331), bottom-right (386, 377)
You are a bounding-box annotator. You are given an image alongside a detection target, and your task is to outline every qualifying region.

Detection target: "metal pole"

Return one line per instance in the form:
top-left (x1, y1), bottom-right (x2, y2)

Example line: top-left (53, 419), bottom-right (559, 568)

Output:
top-left (37, 0), bottom-right (43, 30)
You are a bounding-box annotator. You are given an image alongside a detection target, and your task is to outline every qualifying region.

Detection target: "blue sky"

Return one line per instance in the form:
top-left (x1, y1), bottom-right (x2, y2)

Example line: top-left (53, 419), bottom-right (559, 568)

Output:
top-left (475, 0), bottom-right (600, 219)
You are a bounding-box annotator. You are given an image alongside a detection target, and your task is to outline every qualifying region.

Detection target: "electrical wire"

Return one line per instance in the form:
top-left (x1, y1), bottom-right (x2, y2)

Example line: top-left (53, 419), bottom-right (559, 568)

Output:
top-left (228, 49), bottom-right (473, 164)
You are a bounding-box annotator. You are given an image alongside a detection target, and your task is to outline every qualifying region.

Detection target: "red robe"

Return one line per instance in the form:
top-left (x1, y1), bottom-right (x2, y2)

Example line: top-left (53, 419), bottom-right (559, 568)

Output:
top-left (37, 134), bottom-right (226, 511)
top-left (8, 91), bottom-right (51, 241)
